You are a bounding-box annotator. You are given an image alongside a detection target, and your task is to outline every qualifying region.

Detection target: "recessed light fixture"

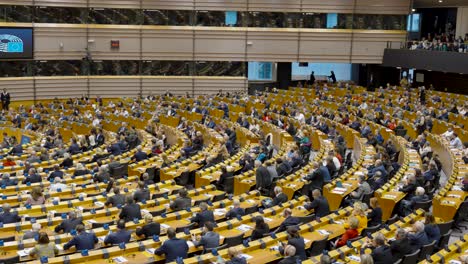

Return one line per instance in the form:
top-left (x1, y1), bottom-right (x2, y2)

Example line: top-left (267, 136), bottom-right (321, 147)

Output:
top-left (438, 0), bottom-right (443, 3)
top-left (412, 8), bottom-right (416, 12)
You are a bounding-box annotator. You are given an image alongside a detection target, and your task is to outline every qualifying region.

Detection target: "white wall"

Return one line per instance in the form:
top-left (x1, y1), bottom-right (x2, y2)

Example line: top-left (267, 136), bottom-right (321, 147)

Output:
top-left (456, 7), bottom-right (468, 38)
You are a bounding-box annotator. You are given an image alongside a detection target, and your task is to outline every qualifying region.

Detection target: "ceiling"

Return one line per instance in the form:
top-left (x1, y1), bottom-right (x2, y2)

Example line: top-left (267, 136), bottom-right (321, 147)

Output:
top-left (413, 0), bottom-right (468, 8)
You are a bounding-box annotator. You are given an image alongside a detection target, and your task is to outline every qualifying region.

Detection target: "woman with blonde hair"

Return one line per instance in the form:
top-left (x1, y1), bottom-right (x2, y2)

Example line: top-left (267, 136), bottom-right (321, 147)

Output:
top-left (360, 254), bottom-right (374, 264)
top-left (26, 186), bottom-right (46, 206)
top-left (367, 198), bottom-right (382, 227)
top-left (349, 201), bottom-right (368, 233)
top-left (335, 217), bottom-right (360, 248)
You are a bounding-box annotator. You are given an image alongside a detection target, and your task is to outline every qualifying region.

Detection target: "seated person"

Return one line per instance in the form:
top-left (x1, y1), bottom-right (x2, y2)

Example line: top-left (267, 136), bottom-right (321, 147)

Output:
top-left (251, 216), bottom-right (270, 240)
top-left (334, 217), bottom-right (359, 248)
top-left (399, 187), bottom-right (428, 216)
top-left (279, 227), bottom-right (307, 260)
top-left (29, 232), bottom-right (59, 259)
top-left (272, 186), bottom-right (288, 206)
top-left (104, 220), bottom-right (131, 245)
top-left (407, 221), bottom-right (430, 251)
top-left (63, 224), bottom-right (98, 251)
top-left (191, 221), bottom-right (220, 252)
top-left (225, 199), bottom-right (245, 219)
top-left (225, 247), bottom-right (247, 264)
top-left (363, 232), bottom-right (393, 264)
top-left (169, 189), bottom-right (192, 211)
top-left (190, 202), bottom-right (214, 227)
top-left (345, 202), bottom-right (368, 234)
top-left (278, 245), bottom-right (299, 264)
top-left (136, 213), bottom-right (161, 239)
top-left (54, 211), bottom-right (83, 234)
top-left (105, 187), bottom-right (125, 207)
top-left (119, 195), bottom-right (142, 222)
top-left (276, 208), bottom-right (300, 233)
top-left (133, 181), bottom-right (150, 203)
top-left (154, 227), bottom-right (189, 263)
top-left (424, 212), bottom-right (441, 243)
top-left (367, 198), bottom-right (383, 227)
top-left (304, 189), bottom-right (330, 218)
top-left (389, 228), bottom-right (413, 262)
top-left (0, 203), bottom-right (21, 224)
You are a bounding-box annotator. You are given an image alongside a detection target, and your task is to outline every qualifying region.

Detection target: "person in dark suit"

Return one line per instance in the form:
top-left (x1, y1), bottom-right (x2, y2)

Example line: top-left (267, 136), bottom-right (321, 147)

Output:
top-left (255, 160), bottom-right (272, 196)
top-left (104, 220), bottom-right (131, 245)
top-left (407, 221), bottom-right (430, 251)
top-left (9, 143), bottom-right (23, 155)
top-left (0, 173), bottom-right (17, 187)
top-left (251, 216), bottom-right (270, 240)
top-left (192, 221), bottom-right (220, 252)
top-left (226, 247), bottom-right (247, 264)
top-left (105, 187), bottom-right (125, 207)
top-left (367, 197), bottom-right (383, 227)
top-left (155, 227), bottom-right (189, 263)
top-left (23, 223), bottom-right (41, 240)
top-left (1, 89), bottom-right (11, 110)
top-left (94, 166), bottom-right (110, 183)
top-left (276, 208), bottom-right (300, 233)
top-left (328, 71), bottom-right (337, 83)
top-left (54, 211), bottom-right (83, 233)
top-left (400, 187), bottom-right (428, 216)
top-left (0, 203), bottom-right (21, 224)
top-left (309, 71), bottom-right (315, 84)
top-left (304, 189), bottom-right (330, 218)
top-left (63, 224), bottom-right (98, 251)
top-left (279, 227), bottom-right (307, 260)
top-left (68, 138), bottom-right (81, 155)
top-left (133, 181), bottom-right (150, 203)
top-left (132, 146), bottom-right (148, 162)
top-left (304, 162), bottom-right (325, 192)
top-left (424, 212), bottom-right (441, 243)
top-left (95, 129), bottom-right (105, 146)
top-left (216, 166), bottom-right (233, 191)
top-left (226, 199), bottom-right (245, 219)
top-left (47, 165), bottom-right (64, 181)
top-left (60, 153), bottom-right (73, 168)
top-left (363, 233), bottom-right (393, 264)
top-left (107, 155), bottom-right (121, 177)
top-left (108, 141), bottom-right (123, 156)
top-left (278, 245), bottom-right (299, 264)
top-left (190, 202), bottom-right (214, 227)
top-left (389, 228), bottom-right (413, 262)
top-left (169, 189), bottom-right (192, 211)
top-left (272, 186), bottom-right (288, 206)
top-left (119, 195), bottom-right (142, 222)
top-left (22, 168), bottom-right (42, 184)
top-left (136, 213), bottom-right (160, 239)
top-left (399, 175), bottom-right (417, 199)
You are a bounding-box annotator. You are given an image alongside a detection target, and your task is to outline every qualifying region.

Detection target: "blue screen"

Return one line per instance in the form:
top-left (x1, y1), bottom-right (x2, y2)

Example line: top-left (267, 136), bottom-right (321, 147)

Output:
top-left (248, 62), bottom-right (273, 81)
top-left (407, 14), bottom-right (420, 32)
top-left (327, 13), bottom-right (338, 29)
top-left (292, 62), bottom-right (352, 81)
top-left (21, 135), bottom-right (31, 145)
top-left (0, 27), bottom-right (33, 59)
top-left (225, 11), bottom-right (238, 26)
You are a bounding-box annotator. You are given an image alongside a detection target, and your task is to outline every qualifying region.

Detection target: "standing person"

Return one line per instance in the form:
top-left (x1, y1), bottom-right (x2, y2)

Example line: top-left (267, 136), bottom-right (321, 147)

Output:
top-left (328, 71), bottom-right (337, 84)
top-left (310, 71), bottom-right (316, 85)
top-left (1, 89), bottom-right (10, 110)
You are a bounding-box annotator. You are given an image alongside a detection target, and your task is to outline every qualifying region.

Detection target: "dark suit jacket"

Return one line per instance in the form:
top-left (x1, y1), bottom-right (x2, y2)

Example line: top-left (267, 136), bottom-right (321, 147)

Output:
top-left (370, 245), bottom-right (393, 264)
top-left (191, 210), bottom-right (215, 227)
top-left (304, 169), bottom-right (324, 190)
top-left (390, 237), bottom-right (413, 262)
top-left (226, 207), bottom-right (245, 219)
top-left (106, 194), bottom-right (125, 207)
top-left (251, 224), bottom-right (270, 240)
top-left (55, 218), bottom-right (83, 233)
top-left (305, 197), bottom-right (330, 217)
top-left (170, 197), bottom-right (192, 211)
top-left (133, 189), bottom-right (150, 203)
top-left (136, 222), bottom-right (161, 238)
top-left (64, 231), bottom-right (98, 250)
top-left (278, 256), bottom-right (299, 264)
top-left (272, 193), bottom-right (288, 206)
top-left (280, 237), bottom-right (307, 260)
top-left (133, 151), bottom-right (148, 162)
top-left (22, 173), bottom-right (42, 184)
top-left (155, 237), bottom-right (189, 263)
top-left (0, 212), bottom-right (21, 224)
top-left (194, 231), bottom-right (220, 251)
top-left (119, 203), bottom-right (142, 222)
top-left (47, 171), bottom-right (64, 181)
top-left (104, 229), bottom-right (132, 245)
top-left (277, 216), bottom-right (300, 233)
top-left (367, 207), bottom-right (382, 227)
top-left (408, 231), bottom-right (430, 251)
top-left (256, 166), bottom-right (272, 189)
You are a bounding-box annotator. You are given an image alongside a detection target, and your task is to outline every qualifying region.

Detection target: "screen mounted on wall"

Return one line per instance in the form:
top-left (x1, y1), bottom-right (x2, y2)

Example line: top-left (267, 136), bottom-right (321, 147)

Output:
top-left (0, 27), bottom-right (33, 60)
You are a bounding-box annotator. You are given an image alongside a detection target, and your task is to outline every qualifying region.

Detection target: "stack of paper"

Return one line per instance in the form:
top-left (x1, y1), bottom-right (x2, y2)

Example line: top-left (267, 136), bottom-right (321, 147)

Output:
top-left (161, 224), bottom-right (170, 229)
top-left (332, 187), bottom-right (347, 194)
top-left (236, 224), bottom-right (253, 232)
top-left (17, 248), bottom-right (32, 257)
top-left (317, 230), bottom-right (331, 236)
top-left (214, 209), bottom-right (227, 216)
top-left (240, 254), bottom-right (253, 260)
top-left (113, 256), bottom-right (128, 263)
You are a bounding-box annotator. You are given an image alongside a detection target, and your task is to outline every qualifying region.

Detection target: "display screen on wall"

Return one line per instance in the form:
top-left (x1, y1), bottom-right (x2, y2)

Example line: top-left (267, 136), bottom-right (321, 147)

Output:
top-left (248, 62), bottom-right (274, 81)
top-left (292, 62), bottom-right (352, 81)
top-left (0, 27), bottom-right (34, 60)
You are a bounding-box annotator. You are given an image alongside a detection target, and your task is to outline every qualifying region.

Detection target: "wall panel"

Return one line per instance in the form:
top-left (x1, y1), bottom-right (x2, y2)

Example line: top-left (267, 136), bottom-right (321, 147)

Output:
top-left (299, 30), bottom-right (352, 63)
top-left (88, 26), bottom-right (141, 60)
top-left (89, 77), bottom-right (141, 97)
top-left (35, 77), bottom-right (87, 99)
top-left (0, 78), bottom-right (34, 101)
top-left (34, 25), bottom-right (87, 60)
top-left (194, 76), bottom-right (247, 95)
top-left (194, 28), bottom-right (246, 61)
top-left (195, 0), bottom-right (247, 11)
top-left (141, 0), bottom-right (194, 10)
top-left (88, 0), bottom-right (141, 9)
top-left (142, 27), bottom-right (193, 60)
top-left (246, 29), bottom-right (299, 61)
top-left (142, 76), bottom-right (193, 96)
top-left (248, 0), bottom-right (301, 12)
top-left (35, 0), bottom-right (87, 7)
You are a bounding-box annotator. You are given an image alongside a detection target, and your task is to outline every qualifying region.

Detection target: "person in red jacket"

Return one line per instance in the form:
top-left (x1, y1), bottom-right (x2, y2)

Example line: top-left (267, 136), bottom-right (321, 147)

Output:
top-left (335, 217), bottom-right (359, 248)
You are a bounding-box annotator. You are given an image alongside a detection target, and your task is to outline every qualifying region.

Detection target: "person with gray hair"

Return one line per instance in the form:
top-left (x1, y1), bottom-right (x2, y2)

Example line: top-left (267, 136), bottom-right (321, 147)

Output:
top-left (389, 228), bottom-right (413, 262)
top-left (0, 172), bottom-right (17, 186)
top-left (278, 245), bottom-right (298, 264)
top-left (272, 186), bottom-right (288, 206)
top-left (363, 233), bottom-right (392, 264)
top-left (399, 186), bottom-right (429, 216)
top-left (136, 213), bottom-right (160, 238)
top-left (399, 174), bottom-right (417, 198)
top-left (408, 221), bottom-right (430, 251)
top-left (226, 199), bottom-right (245, 219)
top-left (54, 211), bottom-right (83, 233)
top-left (190, 202), bottom-right (214, 227)
top-left (23, 222), bottom-right (42, 240)
top-left (0, 203), bottom-right (21, 224)
top-left (50, 177), bottom-right (68, 192)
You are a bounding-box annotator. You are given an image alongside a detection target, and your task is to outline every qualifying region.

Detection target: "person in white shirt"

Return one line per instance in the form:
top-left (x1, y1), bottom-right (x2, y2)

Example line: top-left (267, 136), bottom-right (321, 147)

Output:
top-left (295, 112), bottom-right (305, 123)
top-left (450, 133), bottom-right (463, 149)
top-left (358, 102), bottom-right (368, 110)
top-left (442, 127), bottom-right (454, 139)
top-left (50, 177), bottom-right (68, 192)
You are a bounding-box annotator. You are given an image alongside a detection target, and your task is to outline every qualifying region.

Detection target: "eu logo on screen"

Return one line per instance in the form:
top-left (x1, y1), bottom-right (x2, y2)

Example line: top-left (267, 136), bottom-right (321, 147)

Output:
top-left (0, 34), bottom-right (24, 53)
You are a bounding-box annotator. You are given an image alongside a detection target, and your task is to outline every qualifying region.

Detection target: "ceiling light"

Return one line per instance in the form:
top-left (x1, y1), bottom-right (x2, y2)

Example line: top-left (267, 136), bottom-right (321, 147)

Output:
top-left (412, 8), bottom-right (416, 12)
top-left (438, 0), bottom-right (443, 3)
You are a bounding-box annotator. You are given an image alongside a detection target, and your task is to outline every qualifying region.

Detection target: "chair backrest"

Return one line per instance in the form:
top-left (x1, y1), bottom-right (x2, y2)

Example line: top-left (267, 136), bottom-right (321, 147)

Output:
top-left (418, 240), bottom-right (437, 262)
top-left (438, 229), bottom-right (452, 249)
top-left (224, 233), bottom-right (244, 247)
top-left (308, 235), bottom-right (329, 257)
top-left (297, 214), bottom-right (316, 225)
top-left (0, 255), bottom-right (20, 264)
top-left (175, 222), bottom-right (196, 233)
top-left (194, 197), bottom-right (211, 206)
top-left (413, 200), bottom-right (432, 211)
top-left (386, 214), bottom-right (399, 225)
top-left (204, 243), bottom-right (229, 254)
top-left (244, 205), bottom-right (258, 215)
top-left (348, 236), bottom-right (362, 243)
top-left (223, 176), bottom-right (235, 194)
top-left (402, 249), bottom-right (420, 264)
top-left (362, 224), bottom-right (381, 236)
top-left (437, 220), bottom-right (453, 236)
top-left (361, 191), bottom-right (374, 205)
top-left (212, 192), bottom-right (226, 202)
